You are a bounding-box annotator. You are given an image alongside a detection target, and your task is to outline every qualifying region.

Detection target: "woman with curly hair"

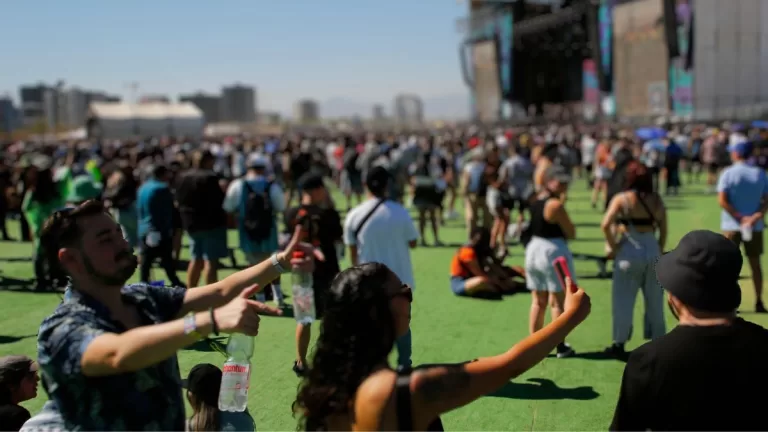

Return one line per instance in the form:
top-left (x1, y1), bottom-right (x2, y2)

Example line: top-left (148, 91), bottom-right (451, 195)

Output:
top-left (293, 262), bottom-right (591, 431)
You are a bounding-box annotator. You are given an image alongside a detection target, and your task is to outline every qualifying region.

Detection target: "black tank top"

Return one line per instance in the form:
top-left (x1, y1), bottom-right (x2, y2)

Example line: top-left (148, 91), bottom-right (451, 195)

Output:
top-left (528, 196), bottom-right (566, 239)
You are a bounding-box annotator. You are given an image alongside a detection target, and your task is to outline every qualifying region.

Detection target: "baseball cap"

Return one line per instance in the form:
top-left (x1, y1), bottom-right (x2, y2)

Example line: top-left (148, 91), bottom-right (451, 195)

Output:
top-left (298, 172), bottom-right (325, 191)
top-left (248, 153), bottom-right (269, 169)
top-left (728, 141), bottom-right (753, 157)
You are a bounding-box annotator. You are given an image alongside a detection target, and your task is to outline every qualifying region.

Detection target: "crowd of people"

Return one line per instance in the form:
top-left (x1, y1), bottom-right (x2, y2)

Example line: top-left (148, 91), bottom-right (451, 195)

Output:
top-left (1, 120), bottom-right (768, 430)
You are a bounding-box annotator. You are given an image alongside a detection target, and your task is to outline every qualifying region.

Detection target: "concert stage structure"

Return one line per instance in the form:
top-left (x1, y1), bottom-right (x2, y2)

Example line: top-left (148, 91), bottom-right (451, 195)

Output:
top-left (459, 0), bottom-right (768, 123)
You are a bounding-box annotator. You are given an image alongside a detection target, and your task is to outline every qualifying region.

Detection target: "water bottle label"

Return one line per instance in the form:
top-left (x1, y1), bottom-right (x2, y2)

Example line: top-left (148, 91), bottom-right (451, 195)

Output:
top-left (292, 286), bottom-right (316, 323)
top-left (219, 362), bottom-right (251, 412)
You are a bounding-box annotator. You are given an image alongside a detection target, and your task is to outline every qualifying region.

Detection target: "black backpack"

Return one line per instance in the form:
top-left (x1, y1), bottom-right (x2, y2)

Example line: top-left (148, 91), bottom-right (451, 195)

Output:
top-left (242, 179), bottom-right (274, 242)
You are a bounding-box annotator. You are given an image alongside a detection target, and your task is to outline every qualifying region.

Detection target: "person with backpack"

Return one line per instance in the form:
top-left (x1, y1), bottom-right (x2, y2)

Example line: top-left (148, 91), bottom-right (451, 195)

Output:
top-left (223, 154), bottom-right (286, 306)
top-left (136, 164), bottom-right (185, 288)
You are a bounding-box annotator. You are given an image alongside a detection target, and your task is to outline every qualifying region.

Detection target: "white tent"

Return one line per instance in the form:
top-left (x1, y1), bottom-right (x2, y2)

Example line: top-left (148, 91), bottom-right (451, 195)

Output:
top-left (87, 102), bottom-right (204, 139)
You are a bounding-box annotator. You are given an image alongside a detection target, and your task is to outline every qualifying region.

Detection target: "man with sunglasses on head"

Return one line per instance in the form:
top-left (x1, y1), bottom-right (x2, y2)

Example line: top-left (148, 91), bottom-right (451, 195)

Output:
top-left (34, 200), bottom-right (319, 431)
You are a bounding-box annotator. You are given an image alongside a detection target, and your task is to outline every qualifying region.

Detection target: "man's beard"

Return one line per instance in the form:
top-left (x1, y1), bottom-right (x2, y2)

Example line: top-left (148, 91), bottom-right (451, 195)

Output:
top-left (83, 252), bottom-right (138, 287)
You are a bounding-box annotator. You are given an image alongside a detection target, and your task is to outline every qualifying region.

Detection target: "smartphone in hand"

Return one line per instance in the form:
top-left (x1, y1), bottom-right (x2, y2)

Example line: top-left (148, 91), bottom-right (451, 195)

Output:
top-left (553, 256), bottom-right (577, 293)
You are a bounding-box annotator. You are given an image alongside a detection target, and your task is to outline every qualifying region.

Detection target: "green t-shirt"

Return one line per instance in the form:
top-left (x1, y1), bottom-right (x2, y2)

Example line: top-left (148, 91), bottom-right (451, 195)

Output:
top-left (22, 171), bottom-right (72, 249)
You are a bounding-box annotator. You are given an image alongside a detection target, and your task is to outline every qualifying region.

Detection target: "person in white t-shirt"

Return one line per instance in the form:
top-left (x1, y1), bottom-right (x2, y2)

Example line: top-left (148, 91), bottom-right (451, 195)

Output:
top-left (343, 166), bottom-right (419, 367)
top-left (580, 133), bottom-right (597, 189)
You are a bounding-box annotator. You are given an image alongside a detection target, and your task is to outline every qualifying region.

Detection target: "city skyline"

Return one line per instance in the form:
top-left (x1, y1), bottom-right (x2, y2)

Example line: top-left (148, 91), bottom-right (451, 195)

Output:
top-left (2, 0), bottom-right (470, 118)
top-left (7, 80), bottom-right (467, 123)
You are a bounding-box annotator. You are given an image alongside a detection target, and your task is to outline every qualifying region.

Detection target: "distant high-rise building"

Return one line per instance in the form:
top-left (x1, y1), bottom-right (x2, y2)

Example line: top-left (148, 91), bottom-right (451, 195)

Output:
top-left (180, 92), bottom-right (221, 123)
top-left (18, 85), bottom-right (119, 130)
top-left (43, 88), bottom-right (62, 131)
top-left (59, 87), bottom-right (89, 127)
top-left (220, 84), bottom-right (256, 123)
top-left (19, 84), bottom-right (48, 126)
top-left (139, 94), bottom-right (171, 104)
top-left (393, 94), bottom-right (424, 124)
top-left (293, 99), bottom-right (320, 123)
top-left (372, 104), bottom-right (386, 120)
top-left (0, 98), bottom-right (20, 132)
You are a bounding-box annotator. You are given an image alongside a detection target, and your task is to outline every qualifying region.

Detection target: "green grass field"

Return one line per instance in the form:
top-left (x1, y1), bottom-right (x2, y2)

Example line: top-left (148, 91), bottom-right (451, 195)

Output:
top-left (1, 182), bottom-right (767, 430)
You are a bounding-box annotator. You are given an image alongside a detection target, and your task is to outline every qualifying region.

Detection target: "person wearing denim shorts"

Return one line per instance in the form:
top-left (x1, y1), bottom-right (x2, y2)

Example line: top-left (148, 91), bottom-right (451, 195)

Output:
top-left (176, 150), bottom-right (229, 288)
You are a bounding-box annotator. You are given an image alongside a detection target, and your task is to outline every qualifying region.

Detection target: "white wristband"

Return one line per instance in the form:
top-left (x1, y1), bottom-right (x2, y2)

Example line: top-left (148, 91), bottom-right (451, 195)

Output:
top-left (271, 253), bottom-right (288, 274)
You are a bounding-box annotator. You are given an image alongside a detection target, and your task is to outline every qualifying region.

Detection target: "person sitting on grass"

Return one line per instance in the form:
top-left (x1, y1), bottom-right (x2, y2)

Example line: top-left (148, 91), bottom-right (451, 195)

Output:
top-left (449, 227), bottom-right (527, 299)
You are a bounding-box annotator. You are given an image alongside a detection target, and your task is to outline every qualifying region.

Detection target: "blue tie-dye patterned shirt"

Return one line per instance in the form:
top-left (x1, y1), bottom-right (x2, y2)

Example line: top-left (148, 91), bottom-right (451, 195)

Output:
top-left (37, 283), bottom-right (187, 431)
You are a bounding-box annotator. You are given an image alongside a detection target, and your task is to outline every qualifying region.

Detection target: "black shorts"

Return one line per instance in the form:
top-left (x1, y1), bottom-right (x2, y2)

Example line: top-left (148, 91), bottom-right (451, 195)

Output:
top-left (503, 196), bottom-right (528, 212)
top-left (172, 207), bottom-right (182, 231)
top-left (312, 274), bottom-right (335, 320)
top-left (583, 164), bottom-right (593, 174)
top-left (706, 163), bottom-right (719, 174)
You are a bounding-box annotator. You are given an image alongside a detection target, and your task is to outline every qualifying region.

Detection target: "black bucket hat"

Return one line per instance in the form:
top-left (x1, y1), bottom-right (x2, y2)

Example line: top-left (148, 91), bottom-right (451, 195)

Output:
top-left (655, 230), bottom-right (743, 312)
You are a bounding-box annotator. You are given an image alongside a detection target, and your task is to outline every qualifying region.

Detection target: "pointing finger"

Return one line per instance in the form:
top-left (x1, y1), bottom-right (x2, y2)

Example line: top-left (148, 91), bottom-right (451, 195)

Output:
top-left (246, 300), bottom-right (283, 316)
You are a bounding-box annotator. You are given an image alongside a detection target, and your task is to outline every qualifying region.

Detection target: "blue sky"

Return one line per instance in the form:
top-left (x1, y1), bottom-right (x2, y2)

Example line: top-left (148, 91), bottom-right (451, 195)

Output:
top-left (2, 0), bottom-right (470, 113)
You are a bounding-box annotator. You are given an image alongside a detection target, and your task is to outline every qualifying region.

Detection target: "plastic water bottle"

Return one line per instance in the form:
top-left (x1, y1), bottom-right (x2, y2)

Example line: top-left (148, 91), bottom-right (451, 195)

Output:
top-left (292, 251), bottom-right (316, 325)
top-left (741, 223), bottom-right (753, 242)
top-left (218, 334), bottom-right (254, 412)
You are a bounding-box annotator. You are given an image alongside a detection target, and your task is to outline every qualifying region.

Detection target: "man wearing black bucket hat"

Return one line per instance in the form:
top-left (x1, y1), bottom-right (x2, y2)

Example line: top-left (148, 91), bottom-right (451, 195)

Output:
top-left (610, 230), bottom-right (768, 431)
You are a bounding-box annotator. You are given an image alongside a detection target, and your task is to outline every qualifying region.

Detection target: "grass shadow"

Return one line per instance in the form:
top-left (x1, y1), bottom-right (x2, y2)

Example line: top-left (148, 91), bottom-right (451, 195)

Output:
top-left (488, 378), bottom-right (600, 400)
top-left (0, 276), bottom-right (37, 291)
top-left (571, 253), bottom-right (606, 262)
top-left (424, 242), bottom-right (464, 249)
top-left (546, 350), bottom-right (628, 362)
top-left (578, 272), bottom-right (613, 280)
top-left (183, 336), bottom-right (228, 354)
top-left (0, 256), bottom-right (32, 263)
top-left (0, 334), bottom-right (37, 344)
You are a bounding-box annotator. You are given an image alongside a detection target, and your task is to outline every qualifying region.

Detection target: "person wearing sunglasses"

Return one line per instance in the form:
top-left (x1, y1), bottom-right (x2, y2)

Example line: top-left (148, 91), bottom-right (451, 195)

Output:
top-left (35, 200), bottom-right (321, 431)
top-left (294, 262), bottom-right (591, 431)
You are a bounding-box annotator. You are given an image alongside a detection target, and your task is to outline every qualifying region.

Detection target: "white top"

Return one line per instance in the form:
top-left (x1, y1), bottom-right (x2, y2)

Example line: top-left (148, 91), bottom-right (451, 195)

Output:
top-left (343, 199), bottom-right (419, 288)
top-left (581, 136), bottom-right (597, 165)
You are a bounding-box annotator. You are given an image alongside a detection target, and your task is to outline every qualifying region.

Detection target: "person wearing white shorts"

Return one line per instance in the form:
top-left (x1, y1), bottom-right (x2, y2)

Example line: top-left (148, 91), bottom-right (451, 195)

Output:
top-left (524, 165), bottom-right (577, 358)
